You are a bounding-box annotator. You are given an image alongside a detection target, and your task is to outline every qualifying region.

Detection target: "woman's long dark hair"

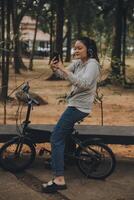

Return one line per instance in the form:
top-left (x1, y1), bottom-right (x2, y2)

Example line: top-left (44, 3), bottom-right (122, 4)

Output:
top-left (78, 36), bottom-right (99, 63)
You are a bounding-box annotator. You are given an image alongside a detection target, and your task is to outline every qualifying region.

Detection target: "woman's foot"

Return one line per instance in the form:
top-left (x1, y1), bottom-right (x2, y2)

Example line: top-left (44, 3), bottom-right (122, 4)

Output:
top-left (54, 176), bottom-right (65, 185)
top-left (42, 177), bottom-right (67, 193)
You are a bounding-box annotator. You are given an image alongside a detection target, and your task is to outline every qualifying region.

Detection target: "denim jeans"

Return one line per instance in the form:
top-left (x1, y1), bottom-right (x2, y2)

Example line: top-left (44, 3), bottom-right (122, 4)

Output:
top-left (50, 106), bottom-right (89, 176)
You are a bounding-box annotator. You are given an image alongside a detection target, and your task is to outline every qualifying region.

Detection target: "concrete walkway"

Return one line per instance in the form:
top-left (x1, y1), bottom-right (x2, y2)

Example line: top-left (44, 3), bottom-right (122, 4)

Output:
top-left (27, 157), bottom-right (134, 200)
top-left (0, 125), bottom-right (134, 199)
top-left (0, 156), bottom-right (134, 200)
top-left (0, 169), bottom-right (46, 200)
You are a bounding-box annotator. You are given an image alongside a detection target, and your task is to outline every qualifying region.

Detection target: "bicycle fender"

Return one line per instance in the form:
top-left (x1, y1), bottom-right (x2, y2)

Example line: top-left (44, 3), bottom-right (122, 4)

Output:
top-left (82, 138), bottom-right (103, 145)
top-left (9, 136), bottom-right (33, 144)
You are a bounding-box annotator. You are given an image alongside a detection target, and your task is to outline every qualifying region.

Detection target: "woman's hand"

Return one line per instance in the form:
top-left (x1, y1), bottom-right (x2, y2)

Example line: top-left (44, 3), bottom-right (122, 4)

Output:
top-left (50, 57), bottom-right (64, 71)
top-left (50, 58), bottom-right (59, 72)
top-left (50, 57), bottom-right (69, 77)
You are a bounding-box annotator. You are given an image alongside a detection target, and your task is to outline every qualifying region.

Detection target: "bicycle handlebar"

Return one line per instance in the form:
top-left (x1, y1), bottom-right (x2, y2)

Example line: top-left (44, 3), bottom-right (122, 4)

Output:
top-left (16, 82), bottom-right (40, 106)
top-left (21, 82), bottom-right (30, 93)
top-left (28, 95), bottom-right (40, 106)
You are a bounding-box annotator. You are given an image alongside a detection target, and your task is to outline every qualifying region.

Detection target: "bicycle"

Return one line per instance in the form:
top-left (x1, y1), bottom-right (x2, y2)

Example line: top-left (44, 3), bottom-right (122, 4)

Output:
top-left (0, 82), bottom-right (116, 179)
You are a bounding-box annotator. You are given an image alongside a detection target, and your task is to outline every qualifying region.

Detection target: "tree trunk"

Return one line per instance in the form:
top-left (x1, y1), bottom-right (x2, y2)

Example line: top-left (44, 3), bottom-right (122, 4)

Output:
top-left (14, 31), bottom-right (27, 73)
top-left (0, 0), bottom-right (11, 123)
top-left (55, 0), bottom-right (65, 59)
top-left (1, 0), bottom-right (6, 101)
top-left (0, 0), bottom-right (11, 100)
top-left (77, 16), bottom-right (82, 38)
top-left (76, 0), bottom-right (82, 38)
top-left (111, 0), bottom-right (123, 77)
top-left (47, 1), bottom-right (63, 80)
top-left (49, 0), bottom-right (55, 63)
top-left (29, 15), bottom-right (39, 71)
top-left (0, 1), bottom-right (2, 50)
top-left (65, 17), bottom-right (72, 62)
top-left (5, 0), bottom-right (10, 97)
top-left (122, 5), bottom-right (127, 83)
top-left (11, 0), bottom-right (27, 74)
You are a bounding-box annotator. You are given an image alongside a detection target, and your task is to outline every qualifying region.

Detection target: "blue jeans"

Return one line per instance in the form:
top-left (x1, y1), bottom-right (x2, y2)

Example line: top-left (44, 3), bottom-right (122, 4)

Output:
top-left (50, 106), bottom-right (88, 176)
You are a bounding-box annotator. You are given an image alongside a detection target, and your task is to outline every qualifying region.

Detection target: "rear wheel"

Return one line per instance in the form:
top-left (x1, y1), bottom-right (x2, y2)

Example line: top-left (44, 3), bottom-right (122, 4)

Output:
top-left (0, 137), bottom-right (36, 172)
top-left (76, 141), bottom-right (116, 179)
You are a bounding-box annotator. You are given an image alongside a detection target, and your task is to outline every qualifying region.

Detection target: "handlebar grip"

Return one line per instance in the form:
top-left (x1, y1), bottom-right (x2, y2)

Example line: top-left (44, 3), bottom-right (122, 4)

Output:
top-left (20, 83), bottom-right (40, 106)
top-left (32, 98), bottom-right (40, 106)
top-left (21, 82), bottom-right (30, 93)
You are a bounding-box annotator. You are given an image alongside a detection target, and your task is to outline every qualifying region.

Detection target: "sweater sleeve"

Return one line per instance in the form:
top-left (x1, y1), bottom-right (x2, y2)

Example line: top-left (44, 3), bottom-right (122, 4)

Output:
top-left (54, 61), bottom-right (76, 78)
top-left (66, 61), bottom-right (99, 89)
top-left (66, 61), bottom-right (76, 72)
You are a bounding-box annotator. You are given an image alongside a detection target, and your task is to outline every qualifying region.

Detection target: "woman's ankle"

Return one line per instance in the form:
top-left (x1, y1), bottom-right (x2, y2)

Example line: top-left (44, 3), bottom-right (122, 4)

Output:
top-left (54, 176), bottom-right (65, 185)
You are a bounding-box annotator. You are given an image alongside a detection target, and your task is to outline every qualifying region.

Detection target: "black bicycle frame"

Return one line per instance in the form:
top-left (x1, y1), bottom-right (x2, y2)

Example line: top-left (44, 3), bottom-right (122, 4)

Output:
top-left (22, 100), bottom-right (33, 133)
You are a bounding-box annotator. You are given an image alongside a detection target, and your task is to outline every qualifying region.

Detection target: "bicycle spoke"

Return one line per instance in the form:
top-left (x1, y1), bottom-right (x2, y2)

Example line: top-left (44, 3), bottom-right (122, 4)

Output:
top-left (0, 139), bottom-right (36, 172)
top-left (76, 142), bottom-right (116, 179)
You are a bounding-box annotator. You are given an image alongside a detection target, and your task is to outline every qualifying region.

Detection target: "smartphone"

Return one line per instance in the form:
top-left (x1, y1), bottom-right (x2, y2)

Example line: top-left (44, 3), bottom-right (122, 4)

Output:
top-left (52, 52), bottom-right (59, 62)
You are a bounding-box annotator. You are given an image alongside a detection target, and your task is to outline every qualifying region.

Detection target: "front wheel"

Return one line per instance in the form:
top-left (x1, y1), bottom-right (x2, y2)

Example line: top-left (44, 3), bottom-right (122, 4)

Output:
top-left (76, 141), bottom-right (116, 179)
top-left (0, 137), bottom-right (36, 172)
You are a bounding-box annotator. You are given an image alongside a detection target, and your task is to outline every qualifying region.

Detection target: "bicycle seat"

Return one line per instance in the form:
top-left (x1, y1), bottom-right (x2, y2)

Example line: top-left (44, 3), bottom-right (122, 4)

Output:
top-left (76, 114), bottom-right (90, 124)
top-left (77, 119), bottom-right (84, 124)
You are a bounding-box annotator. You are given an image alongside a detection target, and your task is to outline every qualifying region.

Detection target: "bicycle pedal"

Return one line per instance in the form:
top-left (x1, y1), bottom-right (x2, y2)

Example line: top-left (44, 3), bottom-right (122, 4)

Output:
top-left (44, 159), bottom-right (51, 169)
top-left (39, 148), bottom-right (45, 156)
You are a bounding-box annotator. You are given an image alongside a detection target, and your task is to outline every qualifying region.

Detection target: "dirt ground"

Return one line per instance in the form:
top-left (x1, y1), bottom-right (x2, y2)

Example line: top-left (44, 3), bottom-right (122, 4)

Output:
top-left (0, 57), bottom-right (134, 159)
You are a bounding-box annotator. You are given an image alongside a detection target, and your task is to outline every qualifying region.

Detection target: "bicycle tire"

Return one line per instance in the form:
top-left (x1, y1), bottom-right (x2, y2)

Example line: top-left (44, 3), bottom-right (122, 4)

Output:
top-left (76, 140), bottom-right (116, 179)
top-left (0, 137), bottom-right (36, 172)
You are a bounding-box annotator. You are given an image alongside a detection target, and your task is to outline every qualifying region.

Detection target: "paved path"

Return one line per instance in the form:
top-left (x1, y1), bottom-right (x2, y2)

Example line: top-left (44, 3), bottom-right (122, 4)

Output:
top-left (0, 157), bottom-right (134, 200)
top-left (0, 170), bottom-right (46, 200)
top-left (0, 125), bottom-right (134, 199)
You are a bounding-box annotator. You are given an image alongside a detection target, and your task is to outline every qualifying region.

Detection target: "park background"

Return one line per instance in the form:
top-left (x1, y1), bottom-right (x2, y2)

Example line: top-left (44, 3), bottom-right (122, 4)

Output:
top-left (0, 0), bottom-right (134, 157)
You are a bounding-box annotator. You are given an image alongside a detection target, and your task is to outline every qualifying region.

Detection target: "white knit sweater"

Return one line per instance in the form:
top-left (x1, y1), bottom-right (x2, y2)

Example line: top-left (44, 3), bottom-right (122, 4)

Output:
top-left (56, 58), bottom-right (100, 113)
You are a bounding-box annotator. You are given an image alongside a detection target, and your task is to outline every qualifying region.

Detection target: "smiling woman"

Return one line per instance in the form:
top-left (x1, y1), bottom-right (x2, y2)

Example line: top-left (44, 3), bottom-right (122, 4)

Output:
top-left (73, 40), bottom-right (89, 62)
top-left (41, 36), bottom-right (100, 193)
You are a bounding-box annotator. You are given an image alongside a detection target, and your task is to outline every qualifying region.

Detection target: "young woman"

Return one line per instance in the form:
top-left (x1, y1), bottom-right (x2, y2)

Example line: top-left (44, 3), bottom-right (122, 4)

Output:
top-left (42, 36), bottom-right (100, 193)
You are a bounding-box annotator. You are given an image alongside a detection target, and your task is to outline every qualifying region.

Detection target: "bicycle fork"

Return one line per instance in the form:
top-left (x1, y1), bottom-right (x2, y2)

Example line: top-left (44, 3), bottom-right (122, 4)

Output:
top-left (14, 137), bottom-right (25, 157)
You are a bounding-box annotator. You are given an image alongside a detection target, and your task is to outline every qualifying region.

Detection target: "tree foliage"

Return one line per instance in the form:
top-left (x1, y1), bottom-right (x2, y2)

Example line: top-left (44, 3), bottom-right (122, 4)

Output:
top-left (0, 0), bottom-right (134, 92)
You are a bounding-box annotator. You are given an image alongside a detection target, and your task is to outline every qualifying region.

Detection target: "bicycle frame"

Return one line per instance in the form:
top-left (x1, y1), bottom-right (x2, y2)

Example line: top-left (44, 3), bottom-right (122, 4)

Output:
top-left (0, 82), bottom-right (116, 178)
top-left (18, 95), bottom-right (51, 143)
top-left (17, 82), bottom-right (112, 160)
top-left (20, 98), bottom-right (102, 156)
top-left (70, 130), bottom-right (102, 159)
top-left (22, 100), bottom-right (33, 134)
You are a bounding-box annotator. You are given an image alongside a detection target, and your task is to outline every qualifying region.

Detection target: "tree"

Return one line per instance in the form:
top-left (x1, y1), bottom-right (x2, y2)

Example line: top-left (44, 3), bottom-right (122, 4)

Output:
top-left (0, 0), bottom-right (6, 101)
top-left (64, 0), bottom-right (74, 62)
top-left (97, 0), bottom-right (134, 86)
top-left (111, 0), bottom-right (123, 78)
top-left (122, 0), bottom-right (134, 85)
top-left (11, 0), bottom-right (34, 73)
top-left (0, 0), bottom-right (11, 101)
top-left (55, 0), bottom-right (65, 58)
top-left (65, 16), bottom-right (72, 62)
top-left (0, 0), bottom-right (12, 124)
top-left (49, 0), bottom-right (55, 60)
top-left (47, 0), bottom-right (65, 80)
top-left (29, 0), bottom-right (47, 70)
top-left (29, 15), bottom-right (39, 71)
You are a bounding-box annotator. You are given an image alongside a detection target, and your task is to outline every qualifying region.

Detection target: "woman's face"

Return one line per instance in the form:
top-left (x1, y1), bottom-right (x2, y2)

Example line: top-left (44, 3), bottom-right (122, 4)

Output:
top-left (74, 40), bottom-right (88, 61)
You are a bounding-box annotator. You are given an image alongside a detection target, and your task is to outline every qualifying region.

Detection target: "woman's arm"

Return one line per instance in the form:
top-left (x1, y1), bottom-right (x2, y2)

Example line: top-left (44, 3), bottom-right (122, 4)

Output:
top-left (66, 62), bottom-right (99, 89)
top-left (51, 59), bottom-right (99, 89)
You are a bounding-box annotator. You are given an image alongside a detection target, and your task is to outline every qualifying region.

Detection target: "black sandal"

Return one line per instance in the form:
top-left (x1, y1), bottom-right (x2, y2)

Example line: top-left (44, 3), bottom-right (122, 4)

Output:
top-left (42, 180), bottom-right (67, 193)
